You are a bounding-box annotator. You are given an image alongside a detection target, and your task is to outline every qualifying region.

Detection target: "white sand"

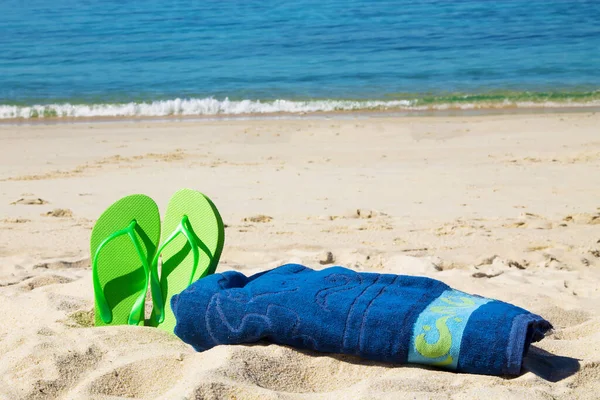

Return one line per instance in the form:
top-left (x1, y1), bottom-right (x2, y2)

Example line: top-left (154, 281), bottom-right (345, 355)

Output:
top-left (0, 112), bottom-right (599, 399)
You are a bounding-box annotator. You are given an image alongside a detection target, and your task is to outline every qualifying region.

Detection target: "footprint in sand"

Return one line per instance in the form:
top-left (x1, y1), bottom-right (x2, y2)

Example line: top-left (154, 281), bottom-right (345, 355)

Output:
top-left (564, 213), bottom-right (600, 225)
top-left (21, 274), bottom-right (75, 291)
top-left (502, 212), bottom-right (564, 230)
top-left (243, 215), bottom-right (273, 223)
top-left (33, 258), bottom-right (89, 270)
top-left (25, 345), bottom-right (102, 399)
top-left (88, 356), bottom-right (184, 398)
top-left (42, 208), bottom-right (74, 218)
top-left (472, 256), bottom-right (527, 278)
top-left (200, 345), bottom-right (384, 395)
top-left (1, 218), bottom-right (31, 223)
top-left (10, 197), bottom-right (49, 205)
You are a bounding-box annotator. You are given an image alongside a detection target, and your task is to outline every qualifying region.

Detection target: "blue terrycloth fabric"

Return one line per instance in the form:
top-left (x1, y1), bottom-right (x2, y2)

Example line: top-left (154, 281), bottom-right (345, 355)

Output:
top-left (172, 264), bottom-right (552, 376)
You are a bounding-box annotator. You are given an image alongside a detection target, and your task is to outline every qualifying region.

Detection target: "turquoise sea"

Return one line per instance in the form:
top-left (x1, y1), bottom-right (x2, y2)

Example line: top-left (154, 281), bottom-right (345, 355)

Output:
top-left (1, 0), bottom-right (599, 119)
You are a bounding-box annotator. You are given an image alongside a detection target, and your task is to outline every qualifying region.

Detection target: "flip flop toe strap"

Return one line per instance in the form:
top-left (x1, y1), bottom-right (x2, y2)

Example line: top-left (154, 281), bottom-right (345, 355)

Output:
top-left (92, 220), bottom-right (150, 325)
top-left (151, 215), bottom-right (203, 324)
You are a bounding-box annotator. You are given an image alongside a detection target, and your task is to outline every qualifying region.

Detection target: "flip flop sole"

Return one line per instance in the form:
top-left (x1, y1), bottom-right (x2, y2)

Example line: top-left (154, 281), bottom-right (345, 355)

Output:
top-left (152, 188), bottom-right (225, 332)
top-left (91, 194), bottom-right (161, 326)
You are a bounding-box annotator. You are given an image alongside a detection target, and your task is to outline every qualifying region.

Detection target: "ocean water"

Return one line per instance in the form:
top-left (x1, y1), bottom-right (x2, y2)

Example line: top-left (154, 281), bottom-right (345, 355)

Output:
top-left (1, 0), bottom-right (599, 119)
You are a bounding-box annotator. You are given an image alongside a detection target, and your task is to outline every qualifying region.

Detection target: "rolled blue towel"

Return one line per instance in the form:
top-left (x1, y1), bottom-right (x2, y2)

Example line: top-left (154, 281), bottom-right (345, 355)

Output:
top-left (172, 264), bottom-right (552, 376)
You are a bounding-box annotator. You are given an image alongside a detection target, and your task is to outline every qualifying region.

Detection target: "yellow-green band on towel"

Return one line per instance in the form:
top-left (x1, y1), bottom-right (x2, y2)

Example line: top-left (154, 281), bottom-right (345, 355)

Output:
top-left (408, 289), bottom-right (490, 369)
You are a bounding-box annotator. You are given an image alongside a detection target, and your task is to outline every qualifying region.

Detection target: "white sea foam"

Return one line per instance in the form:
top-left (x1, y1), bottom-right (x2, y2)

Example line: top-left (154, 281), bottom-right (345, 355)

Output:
top-left (1, 97), bottom-right (599, 120)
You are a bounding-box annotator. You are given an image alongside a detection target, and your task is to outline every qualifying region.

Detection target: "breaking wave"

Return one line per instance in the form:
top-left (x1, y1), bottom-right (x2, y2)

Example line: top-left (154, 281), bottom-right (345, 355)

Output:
top-left (1, 92), bottom-right (600, 120)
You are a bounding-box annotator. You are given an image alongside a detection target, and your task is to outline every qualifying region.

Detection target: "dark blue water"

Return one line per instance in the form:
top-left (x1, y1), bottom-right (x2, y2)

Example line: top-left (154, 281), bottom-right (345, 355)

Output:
top-left (1, 0), bottom-right (599, 118)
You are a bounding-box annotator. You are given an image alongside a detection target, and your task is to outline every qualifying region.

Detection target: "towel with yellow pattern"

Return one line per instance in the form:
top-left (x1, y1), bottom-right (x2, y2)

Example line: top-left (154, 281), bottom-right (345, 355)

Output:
top-left (172, 264), bottom-right (552, 375)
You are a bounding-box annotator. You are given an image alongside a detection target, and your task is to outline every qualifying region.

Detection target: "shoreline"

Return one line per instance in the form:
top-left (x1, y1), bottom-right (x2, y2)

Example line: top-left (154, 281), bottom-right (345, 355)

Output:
top-left (1, 104), bottom-right (599, 126)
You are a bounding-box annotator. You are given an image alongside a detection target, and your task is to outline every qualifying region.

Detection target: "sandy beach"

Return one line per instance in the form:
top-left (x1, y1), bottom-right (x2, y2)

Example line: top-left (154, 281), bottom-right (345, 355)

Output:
top-left (0, 112), bottom-right (599, 399)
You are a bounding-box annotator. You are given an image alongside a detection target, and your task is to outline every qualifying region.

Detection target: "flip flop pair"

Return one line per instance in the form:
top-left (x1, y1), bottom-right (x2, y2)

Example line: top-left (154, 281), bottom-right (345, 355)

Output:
top-left (90, 189), bottom-right (225, 332)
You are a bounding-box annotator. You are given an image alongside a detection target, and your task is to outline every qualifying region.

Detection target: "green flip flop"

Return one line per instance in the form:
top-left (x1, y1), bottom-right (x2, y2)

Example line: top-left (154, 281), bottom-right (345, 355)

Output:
top-left (150, 188), bottom-right (225, 332)
top-left (91, 194), bottom-right (161, 327)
